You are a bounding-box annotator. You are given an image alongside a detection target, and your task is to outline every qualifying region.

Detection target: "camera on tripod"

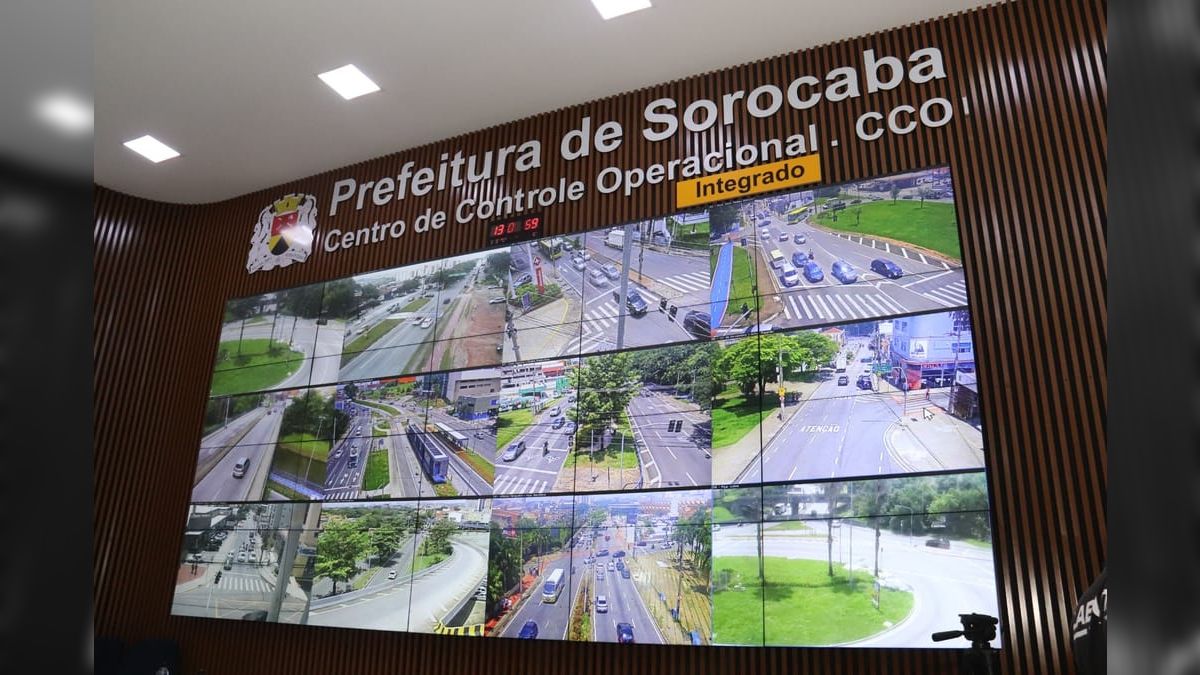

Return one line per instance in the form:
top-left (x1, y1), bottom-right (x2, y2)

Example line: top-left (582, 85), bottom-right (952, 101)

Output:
top-left (932, 613), bottom-right (999, 675)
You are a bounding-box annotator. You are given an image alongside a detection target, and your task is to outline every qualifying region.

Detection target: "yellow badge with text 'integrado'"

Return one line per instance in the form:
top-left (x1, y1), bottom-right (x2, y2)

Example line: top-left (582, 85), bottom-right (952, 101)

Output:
top-left (676, 155), bottom-right (821, 209)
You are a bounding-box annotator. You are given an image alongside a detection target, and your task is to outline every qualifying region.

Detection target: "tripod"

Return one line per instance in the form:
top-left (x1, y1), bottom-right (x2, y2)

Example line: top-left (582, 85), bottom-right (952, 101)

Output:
top-left (932, 613), bottom-right (1000, 675)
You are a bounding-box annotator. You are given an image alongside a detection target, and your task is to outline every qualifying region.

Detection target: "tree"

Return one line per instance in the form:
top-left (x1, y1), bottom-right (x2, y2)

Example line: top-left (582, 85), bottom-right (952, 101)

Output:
top-left (707, 203), bottom-right (740, 236)
top-left (485, 251), bottom-right (512, 280)
top-left (571, 353), bottom-right (639, 445)
top-left (321, 279), bottom-right (358, 318)
top-left (423, 518), bottom-right (459, 556)
top-left (226, 296), bottom-right (266, 322)
top-left (280, 389), bottom-right (347, 440)
top-left (342, 382), bottom-right (359, 401)
top-left (314, 519), bottom-right (369, 595)
top-left (368, 522), bottom-right (403, 565)
top-left (278, 284), bottom-right (324, 319)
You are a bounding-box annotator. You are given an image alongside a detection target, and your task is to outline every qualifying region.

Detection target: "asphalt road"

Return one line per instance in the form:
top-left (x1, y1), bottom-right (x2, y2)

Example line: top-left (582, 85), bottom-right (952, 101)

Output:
top-left (424, 407), bottom-right (495, 495)
top-left (496, 554), bottom-right (585, 640)
top-left (407, 532), bottom-right (490, 632)
top-left (324, 410), bottom-right (375, 500)
top-left (626, 389), bottom-right (711, 489)
top-left (307, 535), bottom-right (422, 632)
top-left (713, 522), bottom-right (998, 648)
top-left (337, 275), bottom-right (474, 382)
top-left (750, 216), bottom-right (969, 330)
top-left (493, 405), bottom-right (574, 495)
top-left (191, 402), bottom-right (283, 502)
top-left (591, 551), bottom-right (661, 644)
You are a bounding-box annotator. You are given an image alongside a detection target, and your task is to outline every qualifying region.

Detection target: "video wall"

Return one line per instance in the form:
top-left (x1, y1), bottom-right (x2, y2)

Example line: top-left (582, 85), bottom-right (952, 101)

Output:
top-left (174, 167), bottom-right (999, 647)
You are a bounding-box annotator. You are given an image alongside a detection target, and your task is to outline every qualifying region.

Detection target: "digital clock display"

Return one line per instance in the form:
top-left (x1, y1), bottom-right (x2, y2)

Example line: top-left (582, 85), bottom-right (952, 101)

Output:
top-left (485, 212), bottom-right (543, 247)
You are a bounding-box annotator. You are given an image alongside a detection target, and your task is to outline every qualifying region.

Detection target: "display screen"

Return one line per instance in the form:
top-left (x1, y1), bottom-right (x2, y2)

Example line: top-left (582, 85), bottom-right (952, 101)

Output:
top-left (486, 212), bottom-right (543, 248)
top-left (177, 167), bottom-right (999, 648)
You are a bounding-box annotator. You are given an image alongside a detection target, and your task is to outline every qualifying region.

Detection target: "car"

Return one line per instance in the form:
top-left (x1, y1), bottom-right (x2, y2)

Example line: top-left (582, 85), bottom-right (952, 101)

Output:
top-left (779, 263), bottom-right (799, 287)
top-left (759, 227), bottom-right (771, 239)
top-left (612, 288), bottom-right (648, 316)
top-left (518, 620), bottom-right (539, 639)
top-left (595, 596), bottom-right (609, 613)
top-left (223, 560), bottom-right (232, 571)
top-left (608, 561), bottom-right (615, 571)
top-left (856, 375), bottom-right (873, 390)
top-left (249, 552), bottom-right (258, 563)
top-left (551, 416), bottom-right (565, 430)
top-left (793, 233), bottom-right (807, 244)
top-left (791, 251), bottom-right (809, 267)
top-left (830, 260), bottom-right (860, 284)
top-left (595, 569), bottom-right (605, 580)
top-left (419, 317), bottom-right (433, 329)
top-left (588, 269), bottom-right (607, 286)
top-left (564, 421), bottom-right (576, 434)
top-left (232, 457), bottom-right (249, 478)
top-left (488, 296), bottom-right (506, 304)
top-left (501, 440), bottom-right (526, 462)
top-left (681, 310), bottom-right (711, 339)
top-left (802, 261), bottom-right (824, 282)
top-left (387, 570), bottom-right (398, 580)
top-left (442, 298), bottom-right (451, 305)
top-left (926, 536), bottom-right (951, 549)
top-left (870, 258), bottom-right (904, 279)
top-left (612, 550), bottom-right (625, 558)
top-left (237, 552), bottom-right (247, 563)
top-left (601, 263), bottom-right (620, 280)
top-left (620, 568), bottom-right (631, 579)
top-left (616, 622), bottom-right (635, 644)
top-left (837, 375), bottom-right (850, 386)
top-left (572, 258), bottom-right (587, 272)
top-left (515, 273), bottom-right (533, 285)
top-left (616, 561), bottom-right (624, 571)
top-left (778, 231), bottom-right (788, 242)
top-left (596, 549), bottom-right (608, 557)
top-left (567, 394), bottom-right (576, 403)
top-left (548, 406), bottom-right (561, 417)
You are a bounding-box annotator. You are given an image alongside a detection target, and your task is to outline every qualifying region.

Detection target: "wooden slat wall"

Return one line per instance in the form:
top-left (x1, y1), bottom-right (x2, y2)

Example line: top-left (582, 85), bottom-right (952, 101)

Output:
top-left (93, 1), bottom-right (1106, 673)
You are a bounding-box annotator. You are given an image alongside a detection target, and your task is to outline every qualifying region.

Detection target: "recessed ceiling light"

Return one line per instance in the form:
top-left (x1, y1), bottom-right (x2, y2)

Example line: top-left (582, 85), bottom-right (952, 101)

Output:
top-left (33, 91), bottom-right (93, 137)
top-left (318, 64), bottom-right (381, 100)
top-left (123, 135), bottom-right (180, 163)
top-left (591, 0), bottom-right (651, 20)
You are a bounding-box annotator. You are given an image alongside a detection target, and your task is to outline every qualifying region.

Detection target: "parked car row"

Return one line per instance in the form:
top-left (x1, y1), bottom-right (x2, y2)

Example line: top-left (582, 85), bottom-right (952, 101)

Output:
top-left (774, 255), bottom-right (905, 287)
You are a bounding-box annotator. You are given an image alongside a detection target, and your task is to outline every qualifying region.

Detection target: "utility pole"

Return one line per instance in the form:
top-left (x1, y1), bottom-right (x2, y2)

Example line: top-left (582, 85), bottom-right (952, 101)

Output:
top-left (777, 347), bottom-right (785, 420)
top-left (616, 222), bottom-right (635, 350)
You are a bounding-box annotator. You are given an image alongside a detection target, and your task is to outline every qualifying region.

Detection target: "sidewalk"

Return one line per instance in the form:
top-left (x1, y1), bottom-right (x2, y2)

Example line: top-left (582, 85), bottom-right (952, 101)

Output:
top-left (508, 294), bottom-right (580, 361)
top-left (884, 407), bottom-right (985, 472)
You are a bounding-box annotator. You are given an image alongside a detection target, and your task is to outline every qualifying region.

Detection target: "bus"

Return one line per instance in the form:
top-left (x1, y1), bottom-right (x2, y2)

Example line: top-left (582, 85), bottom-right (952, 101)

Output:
top-left (406, 423), bottom-right (449, 483)
top-left (786, 206), bottom-right (809, 223)
top-left (541, 568), bottom-right (565, 603)
top-left (432, 422), bottom-right (469, 451)
top-left (768, 249), bottom-right (785, 269)
top-left (537, 238), bottom-right (565, 260)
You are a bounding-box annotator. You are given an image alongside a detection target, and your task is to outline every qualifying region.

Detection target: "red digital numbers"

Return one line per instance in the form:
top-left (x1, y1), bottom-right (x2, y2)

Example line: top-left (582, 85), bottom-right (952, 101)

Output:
top-left (524, 217), bottom-right (540, 231)
top-left (488, 213), bottom-right (542, 245)
top-left (491, 223), bottom-right (506, 238)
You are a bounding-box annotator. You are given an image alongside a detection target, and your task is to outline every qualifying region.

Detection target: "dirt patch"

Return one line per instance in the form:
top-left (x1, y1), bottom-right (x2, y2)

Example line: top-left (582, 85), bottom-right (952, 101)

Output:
top-left (756, 260), bottom-right (782, 318)
top-left (431, 288), bottom-right (506, 370)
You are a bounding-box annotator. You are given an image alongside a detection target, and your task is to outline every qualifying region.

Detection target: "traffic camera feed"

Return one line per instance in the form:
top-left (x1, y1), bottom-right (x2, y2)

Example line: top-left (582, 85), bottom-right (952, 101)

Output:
top-left (178, 167), bottom-right (998, 648)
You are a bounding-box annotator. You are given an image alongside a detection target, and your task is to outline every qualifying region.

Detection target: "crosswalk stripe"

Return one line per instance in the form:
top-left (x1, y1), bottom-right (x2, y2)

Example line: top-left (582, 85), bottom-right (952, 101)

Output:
top-left (844, 294), bottom-right (870, 316)
top-left (802, 294), bottom-right (823, 319)
top-left (862, 294), bottom-right (889, 315)
top-left (814, 294), bottom-right (835, 319)
top-left (923, 290), bottom-right (957, 307)
top-left (928, 287), bottom-right (969, 305)
top-left (834, 294), bottom-right (856, 318)
top-left (875, 293), bottom-right (905, 314)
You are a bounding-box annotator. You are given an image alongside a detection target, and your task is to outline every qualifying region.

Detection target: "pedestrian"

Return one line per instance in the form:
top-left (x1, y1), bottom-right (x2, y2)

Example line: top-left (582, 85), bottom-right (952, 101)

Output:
top-left (925, 388), bottom-right (931, 400)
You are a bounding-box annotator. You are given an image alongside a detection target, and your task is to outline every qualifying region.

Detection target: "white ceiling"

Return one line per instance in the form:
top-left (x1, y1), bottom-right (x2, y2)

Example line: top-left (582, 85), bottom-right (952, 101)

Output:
top-left (95, 0), bottom-right (993, 204)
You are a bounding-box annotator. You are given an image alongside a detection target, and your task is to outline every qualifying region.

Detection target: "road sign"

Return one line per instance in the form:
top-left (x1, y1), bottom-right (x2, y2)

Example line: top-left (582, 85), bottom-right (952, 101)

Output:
top-left (872, 363), bottom-right (891, 375)
top-left (533, 255), bottom-right (541, 265)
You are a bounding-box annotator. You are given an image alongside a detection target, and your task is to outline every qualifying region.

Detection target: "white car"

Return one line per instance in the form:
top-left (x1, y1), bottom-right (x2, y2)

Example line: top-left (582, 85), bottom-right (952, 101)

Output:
top-left (488, 296), bottom-right (506, 304)
top-left (588, 269), bottom-right (607, 286)
top-left (572, 258), bottom-right (587, 272)
top-left (420, 317), bottom-right (433, 329)
top-left (596, 595), bottom-right (609, 613)
top-left (388, 570), bottom-right (398, 580)
top-left (760, 227), bottom-right (771, 239)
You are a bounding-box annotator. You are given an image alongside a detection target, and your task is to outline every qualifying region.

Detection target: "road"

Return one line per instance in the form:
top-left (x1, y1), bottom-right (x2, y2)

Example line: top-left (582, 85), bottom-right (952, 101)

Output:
top-left (170, 515), bottom-right (303, 622)
top-left (495, 553), bottom-right (585, 640)
top-left (217, 315), bottom-right (344, 391)
top-left (750, 215), bottom-right (969, 330)
top-left (493, 404), bottom-right (574, 495)
top-left (591, 551), bottom-right (661, 644)
top-left (423, 407), bottom-right (495, 496)
top-left (337, 273), bottom-right (474, 382)
top-left (626, 389), bottom-right (711, 488)
top-left (324, 409), bottom-right (375, 500)
top-left (307, 535), bottom-right (423, 632)
top-left (735, 338), bottom-right (982, 483)
top-left (191, 402), bottom-right (283, 502)
top-left (713, 521), bottom-right (998, 648)
top-left (407, 532), bottom-right (490, 632)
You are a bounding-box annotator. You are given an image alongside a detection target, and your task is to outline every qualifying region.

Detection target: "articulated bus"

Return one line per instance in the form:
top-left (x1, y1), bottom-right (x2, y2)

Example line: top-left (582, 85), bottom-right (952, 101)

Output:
top-left (406, 423), bottom-right (449, 483)
top-left (542, 568), bottom-right (565, 603)
top-left (786, 206), bottom-right (810, 223)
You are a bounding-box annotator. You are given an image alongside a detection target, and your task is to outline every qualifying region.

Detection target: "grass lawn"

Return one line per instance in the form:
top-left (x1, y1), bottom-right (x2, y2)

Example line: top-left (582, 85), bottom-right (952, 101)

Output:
top-left (363, 450), bottom-right (389, 491)
top-left (813, 200), bottom-right (961, 261)
top-left (712, 505), bottom-right (739, 524)
top-left (277, 433), bottom-right (332, 457)
top-left (373, 425), bottom-right (388, 437)
top-left (399, 296), bottom-right (429, 313)
top-left (412, 551), bottom-right (448, 573)
top-left (963, 537), bottom-right (993, 549)
top-left (351, 568), bottom-right (378, 591)
top-left (458, 450), bottom-right (495, 483)
top-left (496, 408), bottom-right (534, 449)
top-left (211, 338), bottom-right (304, 396)
top-left (712, 388), bottom-right (764, 449)
top-left (433, 482), bottom-right (458, 497)
top-left (264, 479), bottom-right (305, 501)
top-left (566, 417), bottom-right (639, 470)
top-left (765, 520), bottom-right (813, 532)
top-left (729, 246), bottom-right (756, 306)
top-left (712, 556), bottom-right (765, 645)
top-left (670, 217), bottom-right (711, 247)
top-left (359, 400), bottom-right (401, 417)
top-left (344, 318), bottom-right (402, 355)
